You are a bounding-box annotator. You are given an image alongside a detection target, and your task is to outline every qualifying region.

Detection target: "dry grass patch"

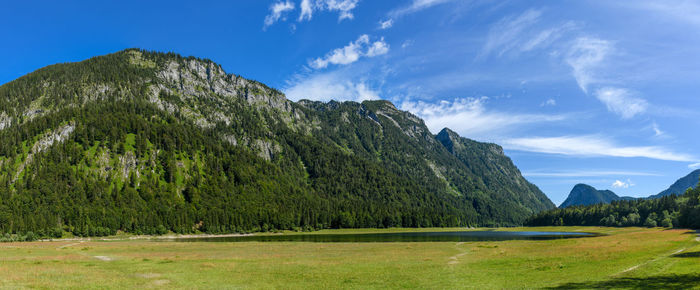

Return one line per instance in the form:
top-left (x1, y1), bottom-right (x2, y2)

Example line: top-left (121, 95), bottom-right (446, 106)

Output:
top-left (0, 227), bottom-right (697, 288)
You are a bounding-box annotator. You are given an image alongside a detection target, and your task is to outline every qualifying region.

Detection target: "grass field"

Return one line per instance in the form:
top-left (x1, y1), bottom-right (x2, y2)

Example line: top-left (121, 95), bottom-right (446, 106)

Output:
top-left (0, 227), bottom-right (698, 289)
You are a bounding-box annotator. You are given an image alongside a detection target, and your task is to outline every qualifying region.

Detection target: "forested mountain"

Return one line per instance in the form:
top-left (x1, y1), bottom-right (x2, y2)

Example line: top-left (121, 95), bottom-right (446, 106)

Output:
top-left (648, 169), bottom-right (700, 199)
top-left (557, 170), bottom-right (700, 210)
top-left (559, 184), bottom-right (634, 208)
top-left (435, 128), bottom-right (553, 213)
top-left (0, 49), bottom-right (553, 238)
top-left (526, 186), bottom-right (700, 229)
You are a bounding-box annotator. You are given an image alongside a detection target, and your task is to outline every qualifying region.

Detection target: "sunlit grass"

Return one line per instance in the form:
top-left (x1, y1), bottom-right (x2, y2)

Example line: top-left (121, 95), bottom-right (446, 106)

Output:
top-left (0, 227), bottom-right (697, 288)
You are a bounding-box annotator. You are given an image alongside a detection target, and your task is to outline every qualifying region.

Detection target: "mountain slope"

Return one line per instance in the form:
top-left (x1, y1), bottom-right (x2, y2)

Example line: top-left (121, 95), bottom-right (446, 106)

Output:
top-left (0, 49), bottom-right (554, 237)
top-left (649, 169), bottom-right (700, 199)
top-left (559, 184), bottom-right (633, 208)
top-left (436, 128), bottom-right (554, 214)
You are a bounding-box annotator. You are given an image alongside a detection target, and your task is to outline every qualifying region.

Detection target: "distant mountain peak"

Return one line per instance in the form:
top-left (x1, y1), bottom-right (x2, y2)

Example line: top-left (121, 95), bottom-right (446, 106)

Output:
top-left (435, 128), bottom-right (458, 153)
top-left (560, 184), bottom-right (633, 208)
top-left (438, 127), bottom-right (458, 136)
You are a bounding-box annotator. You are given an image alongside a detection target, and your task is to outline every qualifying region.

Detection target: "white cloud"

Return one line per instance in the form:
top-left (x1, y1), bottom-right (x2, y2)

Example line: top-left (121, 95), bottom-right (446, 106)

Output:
top-left (521, 21), bottom-right (577, 52)
top-left (540, 98), bottom-right (556, 107)
top-left (479, 9), bottom-right (578, 59)
top-left (480, 9), bottom-right (542, 58)
top-left (635, 1), bottom-right (700, 27)
top-left (326, 0), bottom-right (359, 20)
top-left (594, 87), bottom-right (648, 119)
top-left (284, 70), bottom-right (380, 102)
top-left (389, 0), bottom-right (455, 18)
top-left (310, 35), bottom-right (389, 69)
top-left (399, 97), bottom-right (567, 138)
top-left (523, 170), bottom-right (661, 178)
top-left (264, 1), bottom-right (295, 29)
top-left (612, 179), bottom-right (634, 189)
top-left (299, 0), bottom-right (313, 21)
top-left (503, 135), bottom-right (695, 162)
top-left (689, 163), bottom-right (700, 169)
top-left (565, 38), bottom-right (653, 120)
top-left (380, 19), bottom-right (394, 29)
top-left (366, 37), bottom-right (389, 57)
top-left (565, 37), bottom-right (613, 93)
top-left (297, 0), bottom-right (359, 22)
top-left (652, 122), bottom-right (664, 137)
top-left (478, 12), bottom-right (651, 121)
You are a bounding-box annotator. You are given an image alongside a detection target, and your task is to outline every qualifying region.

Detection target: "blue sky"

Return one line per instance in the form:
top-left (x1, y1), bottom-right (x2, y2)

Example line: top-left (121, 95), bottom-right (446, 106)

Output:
top-left (3, 0), bottom-right (700, 205)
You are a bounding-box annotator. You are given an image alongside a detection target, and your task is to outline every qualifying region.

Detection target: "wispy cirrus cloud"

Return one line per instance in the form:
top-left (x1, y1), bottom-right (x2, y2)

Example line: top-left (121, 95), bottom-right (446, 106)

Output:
top-left (309, 34), bottom-right (389, 69)
top-left (523, 170), bottom-right (661, 178)
top-left (565, 38), bottom-right (653, 120)
top-left (632, 0), bottom-right (700, 27)
top-left (594, 87), bottom-right (648, 119)
top-left (503, 135), bottom-right (696, 162)
top-left (479, 9), bottom-right (577, 59)
top-left (521, 22), bottom-right (576, 52)
top-left (478, 10), bottom-right (653, 121)
top-left (399, 97), bottom-right (567, 139)
top-left (649, 122), bottom-right (664, 137)
top-left (565, 37), bottom-right (613, 93)
top-left (480, 9), bottom-right (542, 58)
top-left (388, 0), bottom-right (456, 18)
top-left (299, 0), bottom-right (360, 22)
top-left (264, 1), bottom-right (296, 29)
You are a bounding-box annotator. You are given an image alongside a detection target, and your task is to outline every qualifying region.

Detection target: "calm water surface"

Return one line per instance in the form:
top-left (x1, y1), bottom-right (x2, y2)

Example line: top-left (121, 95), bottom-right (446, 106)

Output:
top-left (166, 231), bottom-right (601, 243)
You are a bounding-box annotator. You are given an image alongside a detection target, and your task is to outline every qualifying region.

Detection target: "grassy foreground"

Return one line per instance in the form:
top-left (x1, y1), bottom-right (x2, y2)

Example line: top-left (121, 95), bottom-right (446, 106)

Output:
top-left (0, 227), bottom-right (698, 289)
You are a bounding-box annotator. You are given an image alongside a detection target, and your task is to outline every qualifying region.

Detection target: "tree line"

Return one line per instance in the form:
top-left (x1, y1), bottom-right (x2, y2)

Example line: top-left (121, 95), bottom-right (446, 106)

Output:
top-left (0, 48), bottom-right (554, 240)
top-left (526, 186), bottom-right (700, 229)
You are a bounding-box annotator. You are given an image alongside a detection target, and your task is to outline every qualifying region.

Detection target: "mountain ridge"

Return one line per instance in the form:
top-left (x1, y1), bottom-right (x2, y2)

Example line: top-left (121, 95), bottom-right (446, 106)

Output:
top-left (559, 184), bottom-right (634, 208)
top-left (649, 169), bottom-right (700, 199)
top-left (560, 169), bottom-right (700, 208)
top-left (0, 48), bottom-right (554, 237)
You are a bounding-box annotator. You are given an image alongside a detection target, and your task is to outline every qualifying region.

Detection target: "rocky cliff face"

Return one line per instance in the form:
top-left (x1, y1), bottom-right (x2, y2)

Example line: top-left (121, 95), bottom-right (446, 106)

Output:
top-left (0, 49), bottom-right (555, 235)
top-left (0, 112), bottom-right (10, 131)
top-left (12, 123), bottom-right (74, 182)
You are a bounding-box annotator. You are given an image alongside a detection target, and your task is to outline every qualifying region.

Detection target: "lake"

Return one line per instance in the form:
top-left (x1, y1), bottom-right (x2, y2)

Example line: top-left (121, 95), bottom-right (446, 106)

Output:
top-left (164, 230), bottom-right (600, 243)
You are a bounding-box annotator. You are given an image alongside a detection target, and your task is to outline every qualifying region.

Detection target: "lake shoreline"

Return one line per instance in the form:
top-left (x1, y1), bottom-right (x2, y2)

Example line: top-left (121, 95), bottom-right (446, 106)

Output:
top-left (35, 226), bottom-right (610, 243)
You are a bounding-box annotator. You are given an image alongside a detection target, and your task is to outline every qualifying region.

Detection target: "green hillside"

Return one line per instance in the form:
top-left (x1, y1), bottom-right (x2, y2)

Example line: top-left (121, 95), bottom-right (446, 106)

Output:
top-left (527, 186), bottom-right (700, 229)
top-left (559, 184), bottom-right (634, 208)
top-left (0, 49), bottom-right (554, 238)
top-left (649, 169), bottom-right (700, 199)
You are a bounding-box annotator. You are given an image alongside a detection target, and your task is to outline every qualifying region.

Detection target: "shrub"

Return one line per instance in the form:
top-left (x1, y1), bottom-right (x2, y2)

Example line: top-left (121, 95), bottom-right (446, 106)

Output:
top-left (644, 217), bottom-right (657, 228)
top-left (51, 227), bottom-right (63, 238)
top-left (660, 218), bottom-right (673, 228)
top-left (156, 225), bottom-right (168, 235)
top-left (24, 231), bottom-right (37, 242)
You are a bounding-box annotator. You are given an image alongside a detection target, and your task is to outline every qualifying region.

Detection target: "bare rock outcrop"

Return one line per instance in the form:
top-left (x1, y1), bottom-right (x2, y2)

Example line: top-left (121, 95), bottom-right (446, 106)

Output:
top-left (13, 123), bottom-right (75, 182)
top-left (0, 112), bottom-right (11, 131)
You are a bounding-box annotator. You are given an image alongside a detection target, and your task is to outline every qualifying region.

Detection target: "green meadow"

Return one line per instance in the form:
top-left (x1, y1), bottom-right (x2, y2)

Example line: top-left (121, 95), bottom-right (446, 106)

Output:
top-left (0, 227), bottom-right (698, 289)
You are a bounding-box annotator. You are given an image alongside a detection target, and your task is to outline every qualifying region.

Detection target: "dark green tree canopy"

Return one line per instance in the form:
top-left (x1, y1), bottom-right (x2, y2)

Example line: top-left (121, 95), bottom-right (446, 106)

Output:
top-left (0, 49), bottom-right (554, 238)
